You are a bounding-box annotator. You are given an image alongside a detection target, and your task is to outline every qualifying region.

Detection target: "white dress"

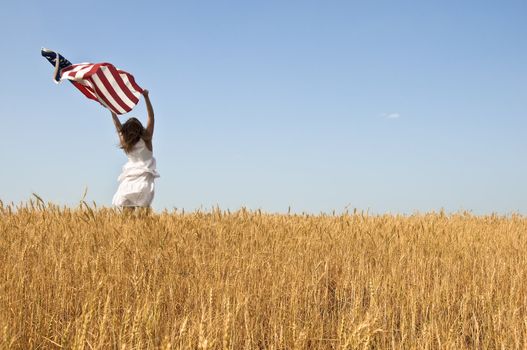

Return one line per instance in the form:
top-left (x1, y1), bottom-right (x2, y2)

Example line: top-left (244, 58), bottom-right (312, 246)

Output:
top-left (112, 139), bottom-right (160, 207)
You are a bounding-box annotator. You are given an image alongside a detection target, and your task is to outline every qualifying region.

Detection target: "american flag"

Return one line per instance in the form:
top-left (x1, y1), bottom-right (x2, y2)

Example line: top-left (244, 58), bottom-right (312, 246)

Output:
top-left (41, 48), bottom-right (144, 115)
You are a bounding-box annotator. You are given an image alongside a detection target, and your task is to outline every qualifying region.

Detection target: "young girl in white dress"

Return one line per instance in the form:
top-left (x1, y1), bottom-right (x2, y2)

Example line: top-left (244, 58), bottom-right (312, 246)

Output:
top-left (110, 89), bottom-right (159, 209)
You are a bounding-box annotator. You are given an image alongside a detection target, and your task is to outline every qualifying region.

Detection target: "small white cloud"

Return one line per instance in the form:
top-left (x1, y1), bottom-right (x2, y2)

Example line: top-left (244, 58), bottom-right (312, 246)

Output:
top-left (381, 112), bottom-right (401, 119)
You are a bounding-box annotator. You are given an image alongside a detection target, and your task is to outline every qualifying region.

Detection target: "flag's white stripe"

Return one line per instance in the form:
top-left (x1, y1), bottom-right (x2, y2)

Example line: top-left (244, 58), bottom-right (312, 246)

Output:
top-left (121, 74), bottom-right (142, 100)
top-left (95, 94), bottom-right (112, 110)
top-left (71, 64), bottom-right (90, 71)
top-left (66, 64), bottom-right (90, 74)
top-left (76, 79), bottom-right (92, 87)
top-left (77, 72), bottom-right (126, 113)
top-left (76, 80), bottom-right (97, 99)
top-left (75, 65), bottom-right (96, 79)
top-left (87, 80), bottom-right (115, 111)
top-left (62, 64), bottom-right (91, 80)
top-left (90, 73), bottom-right (127, 114)
top-left (100, 66), bottom-right (135, 109)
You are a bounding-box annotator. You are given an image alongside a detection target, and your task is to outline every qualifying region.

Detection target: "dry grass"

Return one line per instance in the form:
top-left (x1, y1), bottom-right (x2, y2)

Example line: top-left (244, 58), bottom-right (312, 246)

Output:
top-left (1, 198), bottom-right (527, 349)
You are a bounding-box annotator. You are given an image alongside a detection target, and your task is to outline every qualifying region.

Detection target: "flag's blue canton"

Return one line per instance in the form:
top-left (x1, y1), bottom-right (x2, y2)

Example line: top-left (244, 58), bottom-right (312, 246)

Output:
top-left (41, 49), bottom-right (72, 82)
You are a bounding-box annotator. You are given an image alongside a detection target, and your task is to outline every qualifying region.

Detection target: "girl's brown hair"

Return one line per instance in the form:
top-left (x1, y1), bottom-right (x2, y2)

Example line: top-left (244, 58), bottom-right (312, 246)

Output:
top-left (119, 117), bottom-right (151, 153)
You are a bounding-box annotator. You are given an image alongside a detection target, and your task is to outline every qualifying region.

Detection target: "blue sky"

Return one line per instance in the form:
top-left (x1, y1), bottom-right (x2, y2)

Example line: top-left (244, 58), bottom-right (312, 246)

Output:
top-left (0, 0), bottom-right (526, 214)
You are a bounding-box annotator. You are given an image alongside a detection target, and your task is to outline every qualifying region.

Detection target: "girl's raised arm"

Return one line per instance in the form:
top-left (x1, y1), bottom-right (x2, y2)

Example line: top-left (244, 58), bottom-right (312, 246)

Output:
top-left (111, 111), bottom-right (122, 133)
top-left (143, 90), bottom-right (154, 138)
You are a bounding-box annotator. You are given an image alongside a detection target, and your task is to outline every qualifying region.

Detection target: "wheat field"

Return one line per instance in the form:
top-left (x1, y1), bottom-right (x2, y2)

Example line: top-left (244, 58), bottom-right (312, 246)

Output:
top-left (1, 199), bottom-right (526, 349)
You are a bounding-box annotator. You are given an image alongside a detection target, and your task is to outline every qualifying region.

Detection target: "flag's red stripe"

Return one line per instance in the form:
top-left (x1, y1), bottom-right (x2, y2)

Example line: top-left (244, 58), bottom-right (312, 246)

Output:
top-left (61, 67), bottom-right (77, 79)
top-left (60, 64), bottom-right (78, 74)
top-left (72, 82), bottom-right (98, 102)
top-left (118, 69), bottom-right (143, 93)
top-left (80, 64), bottom-right (101, 79)
top-left (95, 70), bottom-right (131, 113)
top-left (108, 65), bottom-right (139, 104)
top-left (61, 64), bottom-right (90, 79)
top-left (79, 84), bottom-right (97, 100)
top-left (89, 77), bottom-right (120, 114)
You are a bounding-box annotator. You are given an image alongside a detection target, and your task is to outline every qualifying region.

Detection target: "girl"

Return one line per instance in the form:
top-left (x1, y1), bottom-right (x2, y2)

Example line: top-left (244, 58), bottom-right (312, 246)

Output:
top-left (110, 89), bottom-right (159, 209)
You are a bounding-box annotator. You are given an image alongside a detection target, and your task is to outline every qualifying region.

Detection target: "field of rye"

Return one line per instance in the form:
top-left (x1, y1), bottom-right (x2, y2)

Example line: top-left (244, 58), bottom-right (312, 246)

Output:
top-left (1, 198), bottom-right (527, 349)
